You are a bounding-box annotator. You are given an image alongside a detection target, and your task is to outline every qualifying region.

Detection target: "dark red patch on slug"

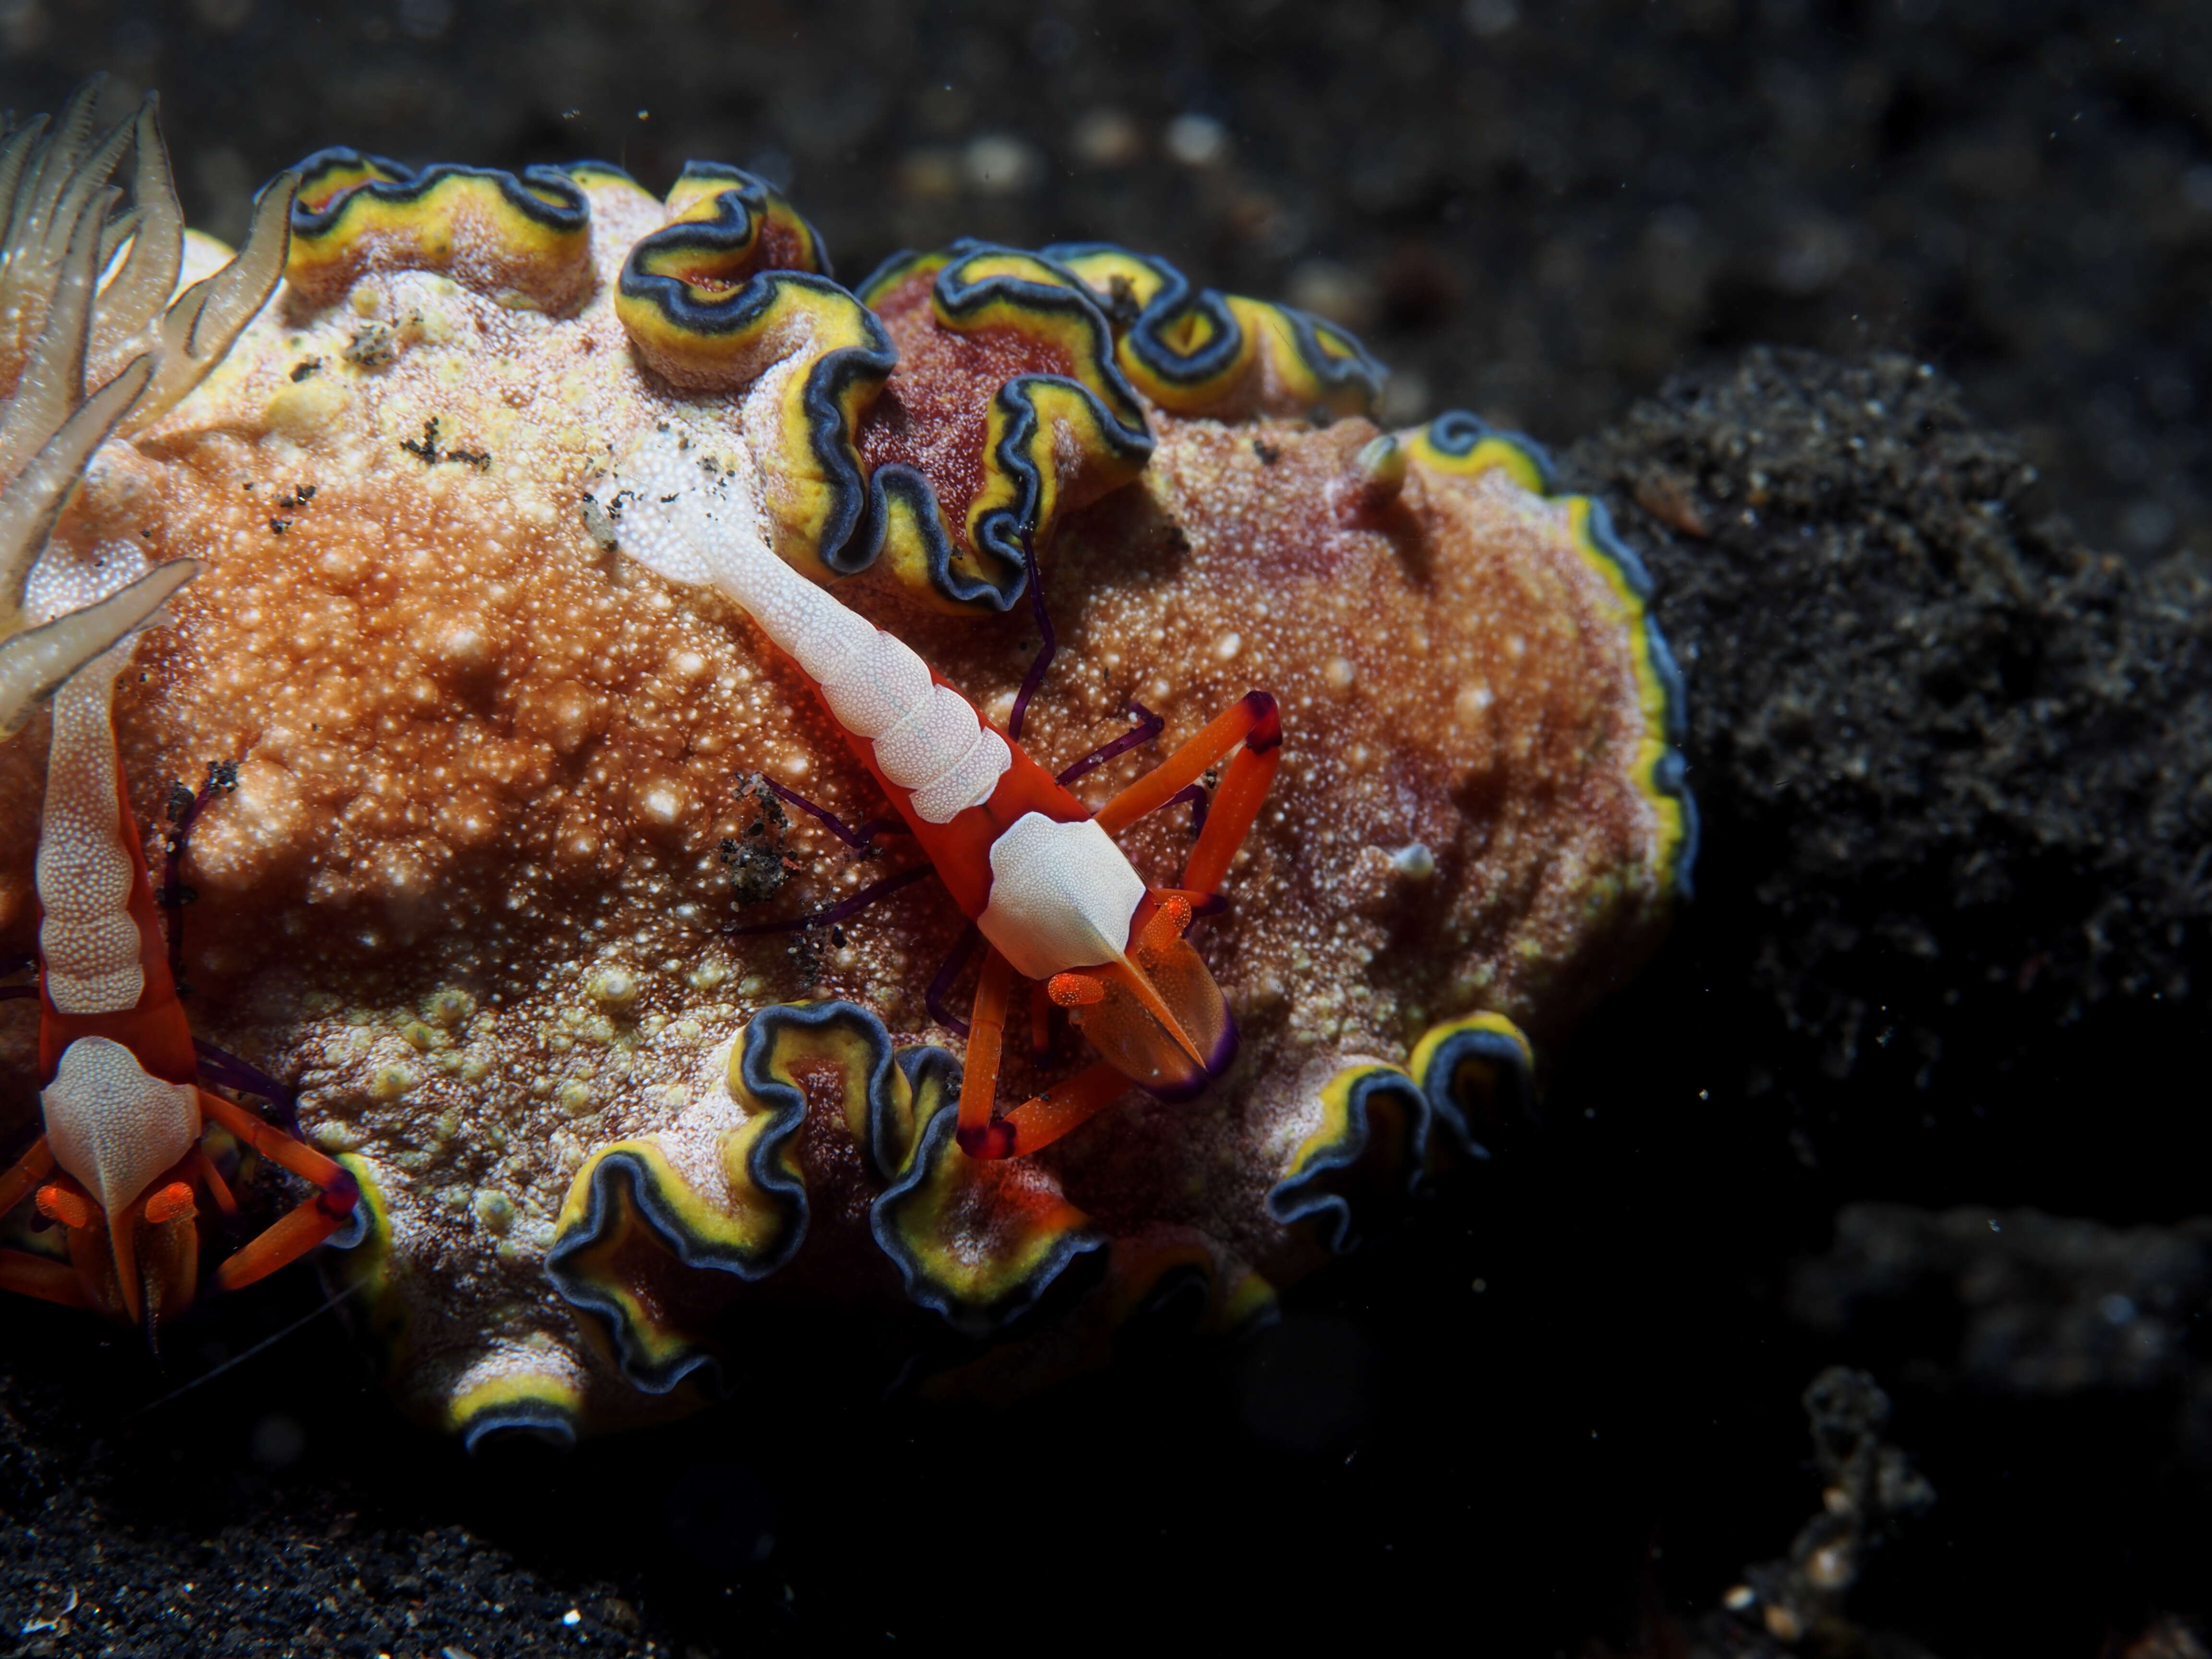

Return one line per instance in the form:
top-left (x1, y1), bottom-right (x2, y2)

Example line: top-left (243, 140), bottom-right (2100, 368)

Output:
top-left (857, 267), bottom-right (1081, 552)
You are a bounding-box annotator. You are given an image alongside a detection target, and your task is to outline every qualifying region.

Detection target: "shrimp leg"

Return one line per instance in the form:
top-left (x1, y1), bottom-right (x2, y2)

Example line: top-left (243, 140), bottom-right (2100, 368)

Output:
top-left (195, 1091), bottom-right (358, 1293)
top-left (953, 947), bottom-right (1136, 1159)
top-left (0, 1250), bottom-right (94, 1309)
top-left (1092, 691), bottom-right (1282, 899)
top-left (0, 1136), bottom-right (57, 1221)
top-left (1092, 692), bottom-right (1279, 840)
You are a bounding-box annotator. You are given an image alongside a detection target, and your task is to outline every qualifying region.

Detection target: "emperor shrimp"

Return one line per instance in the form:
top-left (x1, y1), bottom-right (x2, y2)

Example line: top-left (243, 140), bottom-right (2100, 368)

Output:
top-left (0, 600), bottom-right (357, 1336)
top-left (603, 424), bottom-right (1279, 1159)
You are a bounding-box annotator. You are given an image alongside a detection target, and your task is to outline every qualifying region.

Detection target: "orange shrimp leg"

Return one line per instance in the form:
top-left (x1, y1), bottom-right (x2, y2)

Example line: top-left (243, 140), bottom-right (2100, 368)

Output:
top-left (1028, 978), bottom-right (1055, 1064)
top-left (188, 1146), bottom-right (241, 1219)
top-left (195, 1091), bottom-right (359, 1293)
top-left (0, 1136), bottom-right (57, 1222)
top-left (955, 951), bottom-right (1139, 1160)
top-left (956, 949), bottom-right (1019, 1157)
top-left (985, 1061), bottom-right (1133, 1159)
top-left (211, 1201), bottom-right (352, 1293)
top-left (1181, 696), bottom-right (1282, 900)
top-left (1093, 691), bottom-right (1279, 839)
top-left (0, 1249), bottom-right (94, 1309)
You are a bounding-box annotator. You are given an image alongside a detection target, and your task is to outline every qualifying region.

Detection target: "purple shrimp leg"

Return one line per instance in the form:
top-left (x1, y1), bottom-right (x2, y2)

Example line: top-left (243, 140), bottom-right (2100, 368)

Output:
top-left (1168, 782), bottom-right (1210, 839)
top-left (759, 777), bottom-right (908, 850)
top-left (924, 923), bottom-right (980, 1038)
top-left (996, 530), bottom-right (1154, 772)
top-left (1057, 700), bottom-right (1164, 788)
top-left (1160, 784), bottom-right (1226, 919)
top-left (192, 1038), bottom-right (303, 1130)
top-left (727, 863), bottom-right (934, 938)
top-left (158, 759), bottom-right (239, 994)
top-left (1008, 530), bottom-right (1057, 742)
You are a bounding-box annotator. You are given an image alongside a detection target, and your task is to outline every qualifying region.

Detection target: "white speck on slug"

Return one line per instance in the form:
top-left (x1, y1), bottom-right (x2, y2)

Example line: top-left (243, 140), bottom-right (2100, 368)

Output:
top-left (1390, 842), bottom-right (1437, 879)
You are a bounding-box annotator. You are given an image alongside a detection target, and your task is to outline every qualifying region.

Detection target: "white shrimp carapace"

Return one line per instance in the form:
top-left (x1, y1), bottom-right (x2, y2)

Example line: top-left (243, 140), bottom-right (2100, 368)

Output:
top-left (42, 1035), bottom-right (201, 1221)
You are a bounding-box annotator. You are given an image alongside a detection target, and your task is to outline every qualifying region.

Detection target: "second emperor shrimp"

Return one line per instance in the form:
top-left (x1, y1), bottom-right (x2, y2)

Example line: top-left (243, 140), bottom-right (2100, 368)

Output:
top-left (603, 423), bottom-right (1280, 1160)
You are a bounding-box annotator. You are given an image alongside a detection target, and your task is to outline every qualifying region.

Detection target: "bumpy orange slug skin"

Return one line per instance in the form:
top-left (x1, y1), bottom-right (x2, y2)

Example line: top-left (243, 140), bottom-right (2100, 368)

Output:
top-left (0, 139), bottom-right (1691, 1441)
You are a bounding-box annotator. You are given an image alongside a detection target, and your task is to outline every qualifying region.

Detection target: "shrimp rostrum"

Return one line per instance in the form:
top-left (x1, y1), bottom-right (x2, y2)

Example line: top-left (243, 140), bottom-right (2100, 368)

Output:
top-left (609, 426), bottom-right (1278, 1160)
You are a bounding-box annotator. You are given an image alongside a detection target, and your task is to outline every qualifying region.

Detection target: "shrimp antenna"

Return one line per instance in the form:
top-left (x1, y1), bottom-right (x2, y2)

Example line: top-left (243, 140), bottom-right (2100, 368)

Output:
top-left (1007, 529), bottom-right (1056, 740)
top-left (104, 1275), bottom-right (365, 1431)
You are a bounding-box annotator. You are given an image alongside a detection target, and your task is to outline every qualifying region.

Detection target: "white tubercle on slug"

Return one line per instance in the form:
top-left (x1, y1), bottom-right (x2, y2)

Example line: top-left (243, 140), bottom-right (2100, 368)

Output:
top-left (603, 424), bottom-right (1010, 823)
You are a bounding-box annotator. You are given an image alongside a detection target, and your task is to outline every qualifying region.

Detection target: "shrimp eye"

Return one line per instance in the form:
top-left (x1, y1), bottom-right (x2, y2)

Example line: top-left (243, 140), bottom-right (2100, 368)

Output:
top-left (144, 1182), bottom-right (197, 1225)
top-left (1048, 969), bottom-right (1108, 1008)
top-left (35, 1182), bottom-right (96, 1229)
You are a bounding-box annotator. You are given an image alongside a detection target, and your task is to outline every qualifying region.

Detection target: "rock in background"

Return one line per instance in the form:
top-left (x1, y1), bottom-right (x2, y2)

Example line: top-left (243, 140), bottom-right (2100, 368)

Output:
top-left (1564, 347), bottom-right (2211, 1202)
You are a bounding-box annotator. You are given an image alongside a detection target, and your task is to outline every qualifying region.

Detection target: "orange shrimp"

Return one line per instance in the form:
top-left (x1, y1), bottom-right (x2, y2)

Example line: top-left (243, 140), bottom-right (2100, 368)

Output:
top-left (0, 600), bottom-right (356, 1339)
top-left (606, 427), bottom-right (1280, 1160)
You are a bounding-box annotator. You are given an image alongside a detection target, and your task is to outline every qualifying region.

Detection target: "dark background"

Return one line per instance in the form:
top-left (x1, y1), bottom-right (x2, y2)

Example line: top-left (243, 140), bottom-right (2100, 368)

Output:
top-left (3, 4), bottom-right (2210, 1656)
top-left (6, 0), bottom-right (2212, 567)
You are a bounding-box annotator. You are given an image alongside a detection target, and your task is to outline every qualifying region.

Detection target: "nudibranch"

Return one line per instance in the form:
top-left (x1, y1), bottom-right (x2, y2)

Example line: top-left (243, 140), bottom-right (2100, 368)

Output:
top-left (0, 118), bottom-right (1692, 1442)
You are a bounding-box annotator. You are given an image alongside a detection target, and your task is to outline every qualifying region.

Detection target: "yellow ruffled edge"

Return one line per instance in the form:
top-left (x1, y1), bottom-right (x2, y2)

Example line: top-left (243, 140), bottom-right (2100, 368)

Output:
top-left (613, 219), bottom-right (895, 581)
top-left (320, 1153), bottom-right (412, 1379)
top-left (542, 995), bottom-right (1317, 1420)
top-left (1231, 295), bottom-right (1378, 419)
top-left (1103, 1230), bottom-right (1277, 1336)
top-left (543, 1049), bottom-right (812, 1393)
top-left (292, 147), bottom-right (412, 208)
top-left (622, 165), bottom-right (830, 313)
top-left (863, 468), bottom-right (1014, 613)
top-left (660, 161), bottom-right (830, 275)
top-left (1046, 240), bottom-right (1383, 421)
top-left (1267, 1010), bottom-right (1540, 1253)
top-left (923, 246), bottom-right (1148, 430)
top-left (314, 1151), bottom-right (590, 1448)
top-left (1405, 1011), bottom-right (1537, 1159)
top-left (1407, 413), bottom-right (1699, 902)
top-left (540, 1001), bottom-right (912, 1399)
top-left (914, 1226), bottom-right (1278, 1401)
top-left (1266, 1064), bottom-right (1432, 1255)
top-left (868, 1104), bottom-right (1105, 1336)
top-left (851, 241), bottom-right (1154, 613)
top-left (446, 1367), bottom-right (588, 1452)
top-left (563, 159), bottom-right (649, 195)
top-left (283, 148), bottom-right (595, 313)
top-left (958, 373), bottom-right (1144, 566)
